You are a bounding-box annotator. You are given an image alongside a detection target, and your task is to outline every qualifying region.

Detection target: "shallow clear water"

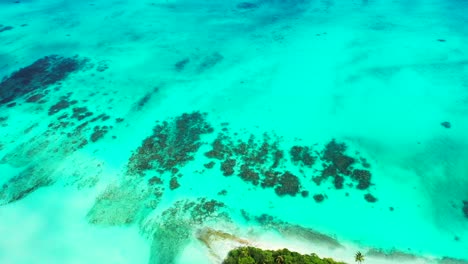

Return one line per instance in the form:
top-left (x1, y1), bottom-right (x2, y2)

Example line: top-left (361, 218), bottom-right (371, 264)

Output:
top-left (1, 0), bottom-right (468, 263)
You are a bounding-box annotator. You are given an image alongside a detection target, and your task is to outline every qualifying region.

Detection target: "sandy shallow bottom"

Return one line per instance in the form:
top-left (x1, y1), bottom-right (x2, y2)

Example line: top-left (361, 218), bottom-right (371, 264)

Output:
top-left (1, 0), bottom-right (468, 263)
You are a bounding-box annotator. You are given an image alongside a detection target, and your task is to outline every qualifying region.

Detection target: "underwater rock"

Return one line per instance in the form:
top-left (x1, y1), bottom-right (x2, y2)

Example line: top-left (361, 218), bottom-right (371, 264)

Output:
top-left (314, 140), bottom-right (374, 193)
top-left (71, 107), bottom-right (93, 121)
top-left (198, 52), bottom-right (224, 72)
top-left (0, 26), bottom-right (13, 33)
top-left (148, 176), bottom-right (163, 185)
top-left (261, 170), bottom-right (280, 188)
top-left (95, 60), bottom-right (109, 72)
top-left (352, 169), bottom-right (372, 190)
top-left (274, 171), bottom-right (300, 196)
top-left (169, 177), bottom-right (180, 190)
top-left (255, 214), bottom-right (276, 225)
top-left (239, 164), bottom-right (260, 185)
top-left (364, 193), bottom-right (377, 203)
top-left (125, 112), bottom-right (375, 202)
top-left (333, 175), bottom-right (344, 189)
top-left (0, 55), bottom-right (86, 105)
top-left (90, 125), bottom-right (109, 142)
top-left (48, 94), bottom-right (78, 115)
top-left (134, 91), bottom-right (153, 111)
top-left (313, 194), bottom-right (325, 203)
top-left (221, 158), bottom-right (237, 176)
top-left (237, 2), bottom-right (259, 9)
top-left (25, 93), bottom-right (45, 103)
top-left (127, 112), bottom-right (213, 175)
top-left (206, 131), bottom-right (291, 196)
top-left (441, 121), bottom-right (451, 128)
top-left (462, 201), bottom-right (468, 218)
top-left (205, 133), bottom-right (231, 159)
top-left (174, 58), bottom-right (190, 71)
top-left (290, 145), bottom-right (315, 167)
top-left (322, 139), bottom-right (355, 175)
top-left (204, 161), bottom-right (216, 169)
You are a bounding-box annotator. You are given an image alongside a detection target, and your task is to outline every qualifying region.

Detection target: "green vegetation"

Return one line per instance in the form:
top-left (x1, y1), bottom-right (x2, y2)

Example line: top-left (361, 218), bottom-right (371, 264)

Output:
top-left (354, 251), bottom-right (364, 264)
top-left (223, 247), bottom-right (347, 264)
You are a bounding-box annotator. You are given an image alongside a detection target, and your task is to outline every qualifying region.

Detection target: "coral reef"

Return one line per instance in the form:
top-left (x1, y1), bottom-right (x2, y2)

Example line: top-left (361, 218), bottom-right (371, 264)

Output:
top-left (0, 165), bottom-right (53, 205)
top-left (86, 183), bottom-right (151, 225)
top-left (274, 172), bottom-right (301, 196)
top-left (127, 112), bottom-right (213, 175)
top-left (198, 52), bottom-right (224, 72)
top-left (463, 201), bottom-right (468, 219)
top-left (0, 55), bottom-right (86, 105)
top-left (290, 146), bottom-right (315, 167)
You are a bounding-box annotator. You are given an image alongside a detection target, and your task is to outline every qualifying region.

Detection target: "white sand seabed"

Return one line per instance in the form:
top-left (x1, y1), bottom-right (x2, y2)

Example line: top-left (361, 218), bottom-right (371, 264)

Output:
top-left (0, 185), bottom-right (149, 264)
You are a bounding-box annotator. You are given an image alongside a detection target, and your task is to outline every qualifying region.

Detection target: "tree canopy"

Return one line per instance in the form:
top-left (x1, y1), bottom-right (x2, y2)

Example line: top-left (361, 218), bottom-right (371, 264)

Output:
top-left (223, 246), bottom-right (347, 264)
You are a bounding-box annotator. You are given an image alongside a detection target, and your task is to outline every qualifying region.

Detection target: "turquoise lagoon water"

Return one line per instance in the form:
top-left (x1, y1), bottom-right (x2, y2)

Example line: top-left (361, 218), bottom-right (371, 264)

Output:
top-left (1, 0), bottom-right (468, 263)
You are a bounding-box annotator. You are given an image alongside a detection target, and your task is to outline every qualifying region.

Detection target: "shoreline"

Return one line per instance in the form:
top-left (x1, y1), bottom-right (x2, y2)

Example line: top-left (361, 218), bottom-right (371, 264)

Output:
top-left (194, 222), bottom-right (468, 264)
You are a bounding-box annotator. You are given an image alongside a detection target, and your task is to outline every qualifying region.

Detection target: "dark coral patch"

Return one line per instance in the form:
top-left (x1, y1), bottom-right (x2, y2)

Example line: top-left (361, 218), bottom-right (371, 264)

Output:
top-left (48, 96), bottom-right (77, 115)
top-left (25, 93), bottom-right (45, 103)
top-left (175, 58), bottom-right (190, 72)
top-left (239, 164), bottom-right (260, 185)
top-left (323, 139), bottom-right (355, 175)
top-left (463, 201), bottom-right (468, 219)
top-left (198, 52), bottom-right (223, 72)
top-left (221, 158), bottom-right (237, 176)
top-left (333, 175), bottom-right (344, 189)
top-left (0, 26), bottom-right (13, 33)
top-left (290, 146), bottom-right (315, 167)
top-left (313, 139), bottom-right (373, 193)
top-left (134, 89), bottom-right (157, 111)
top-left (204, 161), bottom-right (215, 169)
top-left (261, 170), bottom-right (280, 188)
top-left (127, 112), bottom-right (213, 175)
top-left (237, 2), bottom-right (259, 9)
top-left (169, 177), bottom-right (180, 190)
top-left (0, 55), bottom-right (86, 105)
top-left (352, 169), bottom-right (372, 190)
top-left (90, 126), bottom-right (109, 142)
top-left (72, 107), bottom-right (93, 121)
top-left (313, 194), bottom-right (325, 203)
top-left (441, 121), bottom-right (451, 129)
top-left (364, 193), bottom-right (377, 203)
top-left (274, 172), bottom-right (300, 196)
top-left (148, 176), bottom-right (163, 185)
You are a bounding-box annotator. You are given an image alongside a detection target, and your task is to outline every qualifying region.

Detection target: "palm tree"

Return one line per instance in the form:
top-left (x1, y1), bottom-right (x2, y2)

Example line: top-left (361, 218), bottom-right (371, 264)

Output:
top-left (355, 251), bottom-right (365, 264)
top-left (275, 255), bottom-right (285, 264)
